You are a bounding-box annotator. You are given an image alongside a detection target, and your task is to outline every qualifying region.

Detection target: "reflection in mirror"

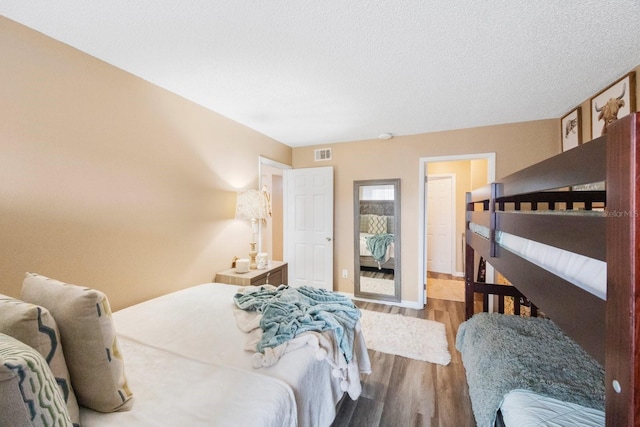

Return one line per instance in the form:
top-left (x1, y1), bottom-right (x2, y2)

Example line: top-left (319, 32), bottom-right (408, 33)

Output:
top-left (354, 179), bottom-right (401, 302)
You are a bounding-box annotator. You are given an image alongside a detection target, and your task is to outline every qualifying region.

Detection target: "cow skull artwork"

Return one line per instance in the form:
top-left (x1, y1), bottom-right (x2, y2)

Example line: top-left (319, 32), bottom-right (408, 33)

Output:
top-left (595, 83), bottom-right (626, 135)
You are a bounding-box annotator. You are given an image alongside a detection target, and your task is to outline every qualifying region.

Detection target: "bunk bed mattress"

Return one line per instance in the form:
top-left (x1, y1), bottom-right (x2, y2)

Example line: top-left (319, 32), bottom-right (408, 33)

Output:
top-left (500, 389), bottom-right (604, 426)
top-left (468, 222), bottom-right (606, 300)
top-left (98, 283), bottom-right (371, 427)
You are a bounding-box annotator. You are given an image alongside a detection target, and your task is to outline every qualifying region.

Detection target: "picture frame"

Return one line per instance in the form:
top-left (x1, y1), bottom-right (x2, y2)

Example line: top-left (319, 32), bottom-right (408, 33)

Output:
top-left (561, 107), bottom-right (581, 151)
top-left (590, 72), bottom-right (636, 138)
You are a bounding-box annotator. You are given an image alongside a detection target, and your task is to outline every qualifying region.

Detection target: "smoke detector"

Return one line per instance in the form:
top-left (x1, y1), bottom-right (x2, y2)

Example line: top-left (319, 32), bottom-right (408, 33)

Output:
top-left (378, 133), bottom-right (393, 140)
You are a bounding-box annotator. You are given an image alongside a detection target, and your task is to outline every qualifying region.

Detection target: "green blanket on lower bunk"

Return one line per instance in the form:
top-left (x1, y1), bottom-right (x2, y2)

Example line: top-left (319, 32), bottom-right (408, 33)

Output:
top-left (455, 312), bottom-right (604, 427)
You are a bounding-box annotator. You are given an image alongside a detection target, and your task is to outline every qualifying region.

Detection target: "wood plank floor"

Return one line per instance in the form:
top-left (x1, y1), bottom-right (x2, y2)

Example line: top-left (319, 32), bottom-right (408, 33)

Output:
top-left (331, 297), bottom-right (476, 427)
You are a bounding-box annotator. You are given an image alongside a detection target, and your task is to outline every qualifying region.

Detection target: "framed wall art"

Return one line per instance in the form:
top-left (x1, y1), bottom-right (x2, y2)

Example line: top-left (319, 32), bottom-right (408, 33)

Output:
top-left (591, 72), bottom-right (636, 138)
top-left (561, 107), bottom-right (581, 151)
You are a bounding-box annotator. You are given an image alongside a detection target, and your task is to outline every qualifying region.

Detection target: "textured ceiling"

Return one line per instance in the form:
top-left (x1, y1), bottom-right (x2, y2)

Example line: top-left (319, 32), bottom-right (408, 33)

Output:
top-left (2, 1), bottom-right (640, 147)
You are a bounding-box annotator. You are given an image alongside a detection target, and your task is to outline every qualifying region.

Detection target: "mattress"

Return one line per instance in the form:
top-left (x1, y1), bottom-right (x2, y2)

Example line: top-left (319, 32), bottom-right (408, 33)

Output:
top-left (469, 221), bottom-right (606, 300)
top-left (81, 283), bottom-right (371, 427)
top-left (80, 338), bottom-right (297, 426)
top-left (500, 389), bottom-right (604, 427)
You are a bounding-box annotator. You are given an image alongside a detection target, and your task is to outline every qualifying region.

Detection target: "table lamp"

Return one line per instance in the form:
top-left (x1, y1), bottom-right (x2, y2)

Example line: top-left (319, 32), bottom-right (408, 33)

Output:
top-left (235, 189), bottom-right (270, 269)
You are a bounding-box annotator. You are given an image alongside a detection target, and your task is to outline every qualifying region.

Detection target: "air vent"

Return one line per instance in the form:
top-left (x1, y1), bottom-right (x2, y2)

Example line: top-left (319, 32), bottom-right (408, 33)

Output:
top-left (314, 148), bottom-right (332, 161)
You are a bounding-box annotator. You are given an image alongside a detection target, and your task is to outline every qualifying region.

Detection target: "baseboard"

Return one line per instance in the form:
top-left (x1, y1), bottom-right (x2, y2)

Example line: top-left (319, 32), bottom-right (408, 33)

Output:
top-left (453, 271), bottom-right (464, 278)
top-left (338, 292), bottom-right (424, 309)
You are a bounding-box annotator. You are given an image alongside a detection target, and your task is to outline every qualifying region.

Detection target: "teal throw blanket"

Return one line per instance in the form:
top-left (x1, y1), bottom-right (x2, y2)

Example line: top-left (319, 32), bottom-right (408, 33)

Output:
top-left (365, 233), bottom-right (394, 262)
top-left (234, 285), bottom-right (361, 362)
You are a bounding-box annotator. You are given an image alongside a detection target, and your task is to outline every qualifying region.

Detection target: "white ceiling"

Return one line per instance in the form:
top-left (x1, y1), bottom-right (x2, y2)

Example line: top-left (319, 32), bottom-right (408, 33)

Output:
top-left (2, 1), bottom-right (640, 147)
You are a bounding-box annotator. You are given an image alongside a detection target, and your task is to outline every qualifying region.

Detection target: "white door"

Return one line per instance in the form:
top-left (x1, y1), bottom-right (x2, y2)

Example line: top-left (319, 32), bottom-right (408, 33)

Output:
top-left (283, 167), bottom-right (334, 290)
top-left (426, 175), bottom-right (455, 274)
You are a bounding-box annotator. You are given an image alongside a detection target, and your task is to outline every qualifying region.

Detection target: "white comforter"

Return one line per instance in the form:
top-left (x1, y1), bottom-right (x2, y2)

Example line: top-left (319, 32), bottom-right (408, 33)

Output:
top-left (80, 338), bottom-right (297, 426)
top-left (81, 283), bottom-right (371, 427)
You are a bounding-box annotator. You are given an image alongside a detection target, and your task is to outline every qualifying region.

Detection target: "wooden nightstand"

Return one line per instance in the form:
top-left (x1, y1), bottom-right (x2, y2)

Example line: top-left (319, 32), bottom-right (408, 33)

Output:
top-left (214, 261), bottom-right (288, 287)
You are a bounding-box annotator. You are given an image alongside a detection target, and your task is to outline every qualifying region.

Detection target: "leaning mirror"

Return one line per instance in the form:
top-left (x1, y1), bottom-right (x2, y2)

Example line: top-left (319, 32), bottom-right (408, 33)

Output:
top-left (354, 179), bottom-right (401, 302)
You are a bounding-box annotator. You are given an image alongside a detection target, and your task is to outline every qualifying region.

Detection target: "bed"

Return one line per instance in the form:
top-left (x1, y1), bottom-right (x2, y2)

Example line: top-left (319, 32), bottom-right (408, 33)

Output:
top-left (457, 112), bottom-right (640, 426)
top-left (359, 231), bottom-right (395, 270)
top-left (359, 213), bottom-right (396, 270)
top-left (80, 283), bottom-right (372, 427)
top-left (3, 273), bottom-right (371, 427)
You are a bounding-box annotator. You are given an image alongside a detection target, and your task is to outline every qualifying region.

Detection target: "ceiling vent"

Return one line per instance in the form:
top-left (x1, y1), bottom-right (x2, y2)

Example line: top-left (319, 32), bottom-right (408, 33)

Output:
top-left (314, 148), bottom-right (332, 161)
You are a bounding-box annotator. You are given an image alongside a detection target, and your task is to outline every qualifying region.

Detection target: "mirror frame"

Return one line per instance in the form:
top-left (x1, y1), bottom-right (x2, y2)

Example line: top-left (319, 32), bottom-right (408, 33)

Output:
top-left (353, 178), bottom-right (401, 302)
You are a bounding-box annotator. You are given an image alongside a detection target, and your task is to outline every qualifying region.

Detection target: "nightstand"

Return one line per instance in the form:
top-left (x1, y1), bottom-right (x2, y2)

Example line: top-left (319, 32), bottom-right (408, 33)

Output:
top-left (214, 261), bottom-right (288, 287)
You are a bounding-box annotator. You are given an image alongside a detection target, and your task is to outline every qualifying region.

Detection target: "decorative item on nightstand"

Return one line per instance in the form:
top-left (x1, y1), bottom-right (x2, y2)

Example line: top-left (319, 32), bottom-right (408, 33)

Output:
top-left (235, 188), bottom-right (271, 269)
top-left (235, 258), bottom-right (250, 273)
top-left (256, 253), bottom-right (268, 270)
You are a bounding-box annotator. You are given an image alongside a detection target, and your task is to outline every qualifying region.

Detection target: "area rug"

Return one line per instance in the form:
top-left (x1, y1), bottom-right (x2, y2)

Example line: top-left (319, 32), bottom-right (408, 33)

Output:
top-left (359, 276), bottom-right (394, 295)
top-left (360, 310), bottom-right (451, 365)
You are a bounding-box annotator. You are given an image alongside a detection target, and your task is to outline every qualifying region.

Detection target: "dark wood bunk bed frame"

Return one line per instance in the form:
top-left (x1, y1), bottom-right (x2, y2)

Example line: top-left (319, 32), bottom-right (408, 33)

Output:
top-left (464, 112), bottom-right (640, 426)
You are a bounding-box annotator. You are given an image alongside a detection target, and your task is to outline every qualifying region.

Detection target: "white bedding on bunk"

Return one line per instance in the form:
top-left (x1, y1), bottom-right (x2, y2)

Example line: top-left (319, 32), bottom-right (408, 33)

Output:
top-left (500, 389), bottom-right (604, 427)
top-left (469, 221), bottom-right (607, 300)
top-left (79, 283), bottom-right (371, 427)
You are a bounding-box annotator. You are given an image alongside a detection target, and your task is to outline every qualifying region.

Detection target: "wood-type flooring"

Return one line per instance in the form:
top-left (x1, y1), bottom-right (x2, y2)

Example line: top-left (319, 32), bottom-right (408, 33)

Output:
top-left (331, 296), bottom-right (475, 427)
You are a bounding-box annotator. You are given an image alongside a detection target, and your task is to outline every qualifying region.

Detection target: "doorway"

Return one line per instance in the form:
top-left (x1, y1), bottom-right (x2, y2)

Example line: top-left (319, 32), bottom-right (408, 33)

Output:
top-left (260, 159), bottom-right (335, 290)
top-left (283, 166), bottom-right (334, 290)
top-left (259, 157), bottom-right (290, 261)
top-left (426, 174), bottom-right (455, 275)
top-left (418, 153), bottom-right (496, 305)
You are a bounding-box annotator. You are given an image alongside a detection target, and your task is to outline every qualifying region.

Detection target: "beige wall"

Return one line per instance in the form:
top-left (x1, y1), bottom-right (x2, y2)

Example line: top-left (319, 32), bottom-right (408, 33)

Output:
top-left (3, 16), bottom-right (637, 310)
top-left (0, 18), bottom-right (291, 310)
top-left (294, 64), bottom-right (639, 305)
top-left (292, 120), bottom-right (559, 304)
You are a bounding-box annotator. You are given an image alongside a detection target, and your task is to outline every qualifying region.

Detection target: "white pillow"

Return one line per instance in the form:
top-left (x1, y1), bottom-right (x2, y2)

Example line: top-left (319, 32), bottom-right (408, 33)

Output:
top-left (21, 273), bottom-right (134, 412)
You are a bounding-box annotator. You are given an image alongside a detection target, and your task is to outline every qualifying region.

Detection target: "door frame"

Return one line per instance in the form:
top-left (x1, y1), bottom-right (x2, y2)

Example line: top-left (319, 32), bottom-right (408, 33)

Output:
top-left (258, 156), bottom-right (291, 255)
top-left (426, 173), bottom-right (456, 275)
top-left (418, 153), bottom-right (496, 305)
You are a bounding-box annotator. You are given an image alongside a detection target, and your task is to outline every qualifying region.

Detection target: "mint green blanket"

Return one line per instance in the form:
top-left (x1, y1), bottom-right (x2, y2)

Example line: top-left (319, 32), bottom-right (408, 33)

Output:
top-left (456, 313), bottom-right (604, 427)
top-left (234, 285), bottom-right (361, 362)
top-left (365, 233), bottom-right (394, 263)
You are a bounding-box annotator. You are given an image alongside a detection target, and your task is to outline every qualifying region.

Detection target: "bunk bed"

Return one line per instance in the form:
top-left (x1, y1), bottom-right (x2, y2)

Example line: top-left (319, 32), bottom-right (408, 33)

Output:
top-left (459, 112), bottom-right (639, 426)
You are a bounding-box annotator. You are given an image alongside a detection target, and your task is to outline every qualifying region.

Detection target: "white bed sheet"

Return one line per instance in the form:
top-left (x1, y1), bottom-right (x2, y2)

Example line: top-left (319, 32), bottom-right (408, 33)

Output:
top-left (100, 283), bottom-right (371, 427)
top-left (469, 222), bottom-right (607, 300)
top-left (80, 337), bottom-right (297, 427)
top-left (500, 389), bottom-right (604, 427)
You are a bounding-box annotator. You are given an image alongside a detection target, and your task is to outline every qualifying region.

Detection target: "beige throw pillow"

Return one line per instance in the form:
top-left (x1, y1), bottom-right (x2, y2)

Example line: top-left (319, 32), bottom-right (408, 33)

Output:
top-left (0, 294), bottom-right (80, 425)
top-left (0, 332), bottom-right (73, 427)
top-left (368, 214), bottom-right (387, 234)
top-left (21, 273), bottom-right (134, 413)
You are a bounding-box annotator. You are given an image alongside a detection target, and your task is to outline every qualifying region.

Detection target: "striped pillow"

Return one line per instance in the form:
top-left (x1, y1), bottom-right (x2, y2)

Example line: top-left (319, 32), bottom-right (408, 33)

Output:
top-left (0, 295), bottom-right (79, 426)
top-left (0, 333), bottom-right (73, 427)
top-left (21, 273), bottom-right (134, 413)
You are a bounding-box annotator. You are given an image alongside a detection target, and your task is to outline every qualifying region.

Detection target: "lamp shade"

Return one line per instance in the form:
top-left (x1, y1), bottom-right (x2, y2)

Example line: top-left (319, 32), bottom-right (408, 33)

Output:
top-left (235, 189), bottom-right (270, 221)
